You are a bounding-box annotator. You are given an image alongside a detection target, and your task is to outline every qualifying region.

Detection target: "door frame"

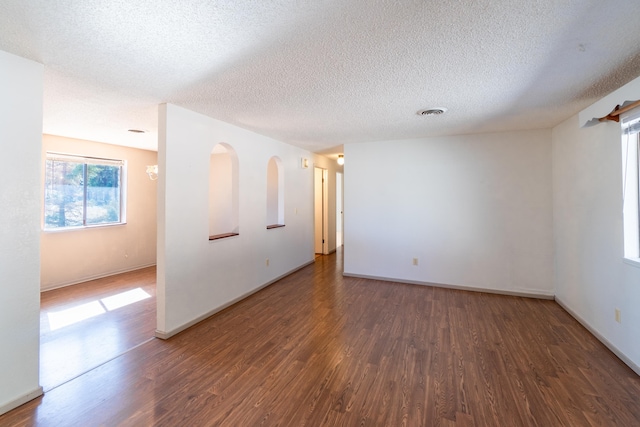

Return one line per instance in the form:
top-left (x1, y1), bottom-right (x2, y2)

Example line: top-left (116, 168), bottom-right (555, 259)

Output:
top-left (314, 166), bottom-right (329, 254)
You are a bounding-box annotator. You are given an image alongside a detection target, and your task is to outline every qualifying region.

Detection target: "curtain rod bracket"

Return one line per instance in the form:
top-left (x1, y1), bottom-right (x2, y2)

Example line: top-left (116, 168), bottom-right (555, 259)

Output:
top-left (598, 100), bottom-right (640, 122)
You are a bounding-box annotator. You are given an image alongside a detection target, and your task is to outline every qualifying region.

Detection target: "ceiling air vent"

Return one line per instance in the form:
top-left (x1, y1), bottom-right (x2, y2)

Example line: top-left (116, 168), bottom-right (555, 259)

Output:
top-left (417, 108), bottom-right (448, 116)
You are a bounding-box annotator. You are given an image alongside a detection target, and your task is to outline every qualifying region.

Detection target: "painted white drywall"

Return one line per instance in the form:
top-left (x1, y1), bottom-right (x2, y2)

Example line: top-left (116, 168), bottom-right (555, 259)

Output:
top-left (40, 135), bottom-right (158, 290)
top-left (553, 113), bottom-right (640, 372)
top-left (0, 50), bottom-right (43, 414)
top-left (157, 103), bottom-right (322, 335)
top-left (344, 130), bottom-right (554, 296)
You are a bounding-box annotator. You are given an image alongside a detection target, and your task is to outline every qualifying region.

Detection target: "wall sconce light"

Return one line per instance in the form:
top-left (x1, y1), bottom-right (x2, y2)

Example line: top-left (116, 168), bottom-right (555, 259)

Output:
top-left (146, 165), bottom-right (158, 180)
top-left (337, 154), bottom-right (344, 166)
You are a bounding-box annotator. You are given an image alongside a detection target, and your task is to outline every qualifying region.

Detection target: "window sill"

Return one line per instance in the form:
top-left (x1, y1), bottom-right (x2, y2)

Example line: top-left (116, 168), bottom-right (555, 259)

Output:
top-left (43, 222), bottom-right (127, 233)
top-left (623, 257), bottom-right (640, 268)
top-left (266, 224), bottom-right (285, 230)
top-left (209, 233), bottom-right (239, 241)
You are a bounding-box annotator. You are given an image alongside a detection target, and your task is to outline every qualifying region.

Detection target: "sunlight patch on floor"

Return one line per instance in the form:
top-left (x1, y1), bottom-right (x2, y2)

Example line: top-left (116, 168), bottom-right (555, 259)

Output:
top-left (46, 288), bottom-right (151, 331)
top-left (47, 301), bottom-right (106, 330)
top-left (101, 288), bottom-right (151, 311)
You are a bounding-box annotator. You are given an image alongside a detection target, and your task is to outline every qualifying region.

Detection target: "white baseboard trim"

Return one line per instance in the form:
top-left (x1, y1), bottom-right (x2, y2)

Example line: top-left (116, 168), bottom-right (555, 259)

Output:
top-left (41, 263), bottom-right (157, 292)
top-left (342, 272), bottom-right (555, 300)
top-left (155, 260), bottom-right (315, 340)
top-left (0, 386), bottom-right (43, 416)
top-left (555, 296), bottom-right (640, 376)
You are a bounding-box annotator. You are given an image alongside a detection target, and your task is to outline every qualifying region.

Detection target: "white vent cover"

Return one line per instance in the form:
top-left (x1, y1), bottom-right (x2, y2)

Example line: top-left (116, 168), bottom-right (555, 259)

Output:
top-left (417, 108), bottom-right (448, 116)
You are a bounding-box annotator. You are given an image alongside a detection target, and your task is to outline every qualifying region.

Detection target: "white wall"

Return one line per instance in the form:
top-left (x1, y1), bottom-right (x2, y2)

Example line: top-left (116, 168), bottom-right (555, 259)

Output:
top-left (553, 114), bottom-right (640, 373)
top-left (344, 130), bottom-right (554, 296)
top-left (157, 103), bottom-right (319, 336)
top-left (40, 135), bottom-right (157, 290)
top-left (0, 50), bottom-right (43, 414)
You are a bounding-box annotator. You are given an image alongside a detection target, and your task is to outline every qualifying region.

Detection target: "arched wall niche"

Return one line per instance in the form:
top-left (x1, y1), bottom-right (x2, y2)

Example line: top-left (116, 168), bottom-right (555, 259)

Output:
top-left (209, 142), bottom-right (239, 239)
top-left (266, 156), bottom-right (284, 228)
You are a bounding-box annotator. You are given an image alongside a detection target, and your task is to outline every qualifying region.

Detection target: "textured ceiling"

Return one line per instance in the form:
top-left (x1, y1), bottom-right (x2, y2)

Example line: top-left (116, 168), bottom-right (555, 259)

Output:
top-left (1, 0), bottom-right (639, 153)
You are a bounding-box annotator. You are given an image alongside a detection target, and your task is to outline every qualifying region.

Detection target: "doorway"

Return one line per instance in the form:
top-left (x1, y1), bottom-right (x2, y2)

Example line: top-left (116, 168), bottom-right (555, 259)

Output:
top-left (314, 167), bottom-right (328, 255)
top-left (336, 172), bottom-right (343, 248)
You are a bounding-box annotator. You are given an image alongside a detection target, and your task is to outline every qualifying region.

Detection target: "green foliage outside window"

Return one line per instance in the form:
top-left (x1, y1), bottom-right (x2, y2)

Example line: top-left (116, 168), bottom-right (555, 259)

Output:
top-left (44, 155), bottom-right (124, 229)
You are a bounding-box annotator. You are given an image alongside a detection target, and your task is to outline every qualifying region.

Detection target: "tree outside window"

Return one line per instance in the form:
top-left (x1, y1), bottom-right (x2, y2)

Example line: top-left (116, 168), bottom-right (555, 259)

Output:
top-left (44, 154), bottom-right (125, 229)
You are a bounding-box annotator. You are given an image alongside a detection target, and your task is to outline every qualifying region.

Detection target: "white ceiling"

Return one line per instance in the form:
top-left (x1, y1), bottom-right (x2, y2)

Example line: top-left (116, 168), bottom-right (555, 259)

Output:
top-left (1, 0), bottom-right (639, 154)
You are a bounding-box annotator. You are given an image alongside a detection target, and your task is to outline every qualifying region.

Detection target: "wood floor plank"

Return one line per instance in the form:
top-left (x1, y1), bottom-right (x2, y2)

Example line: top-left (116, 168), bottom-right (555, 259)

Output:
top-left (39, 266), bottom-right (157, 391)
top-left (2, 250), bottom-right (640, 426)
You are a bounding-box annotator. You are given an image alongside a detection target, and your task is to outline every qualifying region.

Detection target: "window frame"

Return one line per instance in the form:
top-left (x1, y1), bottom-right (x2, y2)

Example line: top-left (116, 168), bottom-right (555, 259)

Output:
top-left (621, 113), bottom-right (640, 267)
top-left (43, 152), bottom-right (127, 231)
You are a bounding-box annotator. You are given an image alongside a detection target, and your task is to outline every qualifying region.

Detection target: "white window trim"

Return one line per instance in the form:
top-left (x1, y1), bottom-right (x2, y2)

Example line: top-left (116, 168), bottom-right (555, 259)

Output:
top-left (621, 110), bottom-right (640, 267)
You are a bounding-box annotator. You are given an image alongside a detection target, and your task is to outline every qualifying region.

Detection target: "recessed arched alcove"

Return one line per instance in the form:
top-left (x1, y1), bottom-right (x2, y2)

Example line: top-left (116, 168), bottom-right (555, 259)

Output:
top-left (209, 143), bottom-right (239, 240)
top-left (266, 156), bottom-right (284, 229)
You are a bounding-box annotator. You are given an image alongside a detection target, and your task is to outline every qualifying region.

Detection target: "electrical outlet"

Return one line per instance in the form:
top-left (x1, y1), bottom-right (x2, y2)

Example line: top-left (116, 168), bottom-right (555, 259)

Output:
top-left (615, 308), bottom-right (621, 323)
top-left (266, 258), bottom-right (270, 267)
top-left (412, 258), bottom-right (418, 266)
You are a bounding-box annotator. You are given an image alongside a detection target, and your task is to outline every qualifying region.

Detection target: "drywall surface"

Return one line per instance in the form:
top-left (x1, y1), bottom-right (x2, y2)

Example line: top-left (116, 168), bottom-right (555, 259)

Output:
top-left (553, 114), bottom-right (640, 372)
top-left (40, 135), bottom-right (158, 290)
top-left (0, 50), bottom-right (43, 414)
top-left (344, 130), bottom-right (554, 295)
top-left (157, 103), bottom-right (317, 335)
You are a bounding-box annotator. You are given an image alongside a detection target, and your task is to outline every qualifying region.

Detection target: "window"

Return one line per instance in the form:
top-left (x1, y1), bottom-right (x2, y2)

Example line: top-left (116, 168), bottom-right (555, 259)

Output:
top-left (621, 112), bottom-right (640, 264)
top-left (44, 153), bottom-right (125, 230)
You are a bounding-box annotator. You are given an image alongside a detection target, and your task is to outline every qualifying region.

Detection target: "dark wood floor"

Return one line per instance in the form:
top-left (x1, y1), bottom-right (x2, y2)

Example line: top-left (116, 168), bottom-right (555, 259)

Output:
top-left (3, 251), bottom-right (639, 426)
top-left (39, 267), bottom-right (156, 391)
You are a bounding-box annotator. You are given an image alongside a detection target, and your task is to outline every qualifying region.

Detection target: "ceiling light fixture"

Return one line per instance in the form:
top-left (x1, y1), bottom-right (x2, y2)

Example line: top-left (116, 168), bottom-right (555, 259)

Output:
top-left (417, 108), bottom-right (448, 116)
top-left (337, 154), bottom-right (344, 166)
